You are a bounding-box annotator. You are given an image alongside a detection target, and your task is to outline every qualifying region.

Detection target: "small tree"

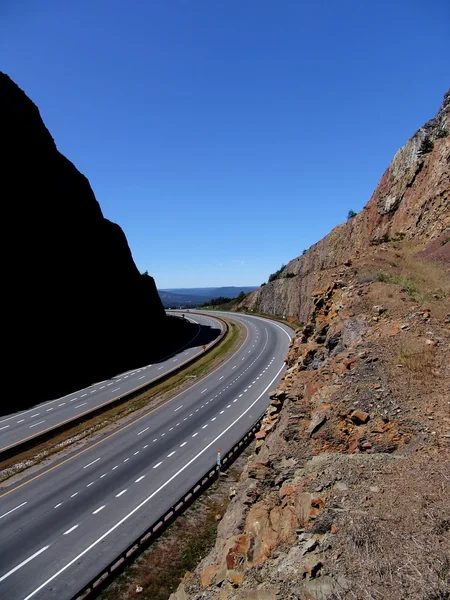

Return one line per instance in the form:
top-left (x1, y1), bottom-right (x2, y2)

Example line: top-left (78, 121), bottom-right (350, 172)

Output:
top-left (418, 136), bottom-right (434, 155)
top-left (347, 209), bottom-right (357, 220)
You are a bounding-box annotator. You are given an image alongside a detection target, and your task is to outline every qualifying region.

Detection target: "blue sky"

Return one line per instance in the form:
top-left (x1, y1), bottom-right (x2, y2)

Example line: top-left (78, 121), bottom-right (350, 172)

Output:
top-left (2, 1), bottom-right (449, 288)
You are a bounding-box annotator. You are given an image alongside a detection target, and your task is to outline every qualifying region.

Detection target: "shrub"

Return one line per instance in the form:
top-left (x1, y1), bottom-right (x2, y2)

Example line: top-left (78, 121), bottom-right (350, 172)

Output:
top-left (268, 264), bottom-right (286, 282)
top-left (347, 209), bottom-right (357, 220)
top-left (418, 135), bottom-right (434, 155)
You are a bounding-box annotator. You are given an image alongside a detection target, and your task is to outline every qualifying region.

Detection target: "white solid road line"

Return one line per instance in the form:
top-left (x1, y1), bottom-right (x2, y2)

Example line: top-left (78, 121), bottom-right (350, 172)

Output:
top-left (0, 501), bottom-right (27, 520)
top-left (21, 359), bottom-right (287, 600)
top-left (0, 546), bottom-right (49, 583)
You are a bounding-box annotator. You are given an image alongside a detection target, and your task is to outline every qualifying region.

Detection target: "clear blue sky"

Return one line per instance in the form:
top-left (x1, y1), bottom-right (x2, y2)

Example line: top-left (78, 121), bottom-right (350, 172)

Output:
top-left (2, 1), bottom-right (449, 288)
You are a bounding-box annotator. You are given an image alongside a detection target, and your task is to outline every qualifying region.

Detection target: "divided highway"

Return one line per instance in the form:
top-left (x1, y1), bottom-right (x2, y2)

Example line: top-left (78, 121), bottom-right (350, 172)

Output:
top-left (0, 312), bottom-right (292, 600)
top-left (0, 312), bottom-right (224, 456)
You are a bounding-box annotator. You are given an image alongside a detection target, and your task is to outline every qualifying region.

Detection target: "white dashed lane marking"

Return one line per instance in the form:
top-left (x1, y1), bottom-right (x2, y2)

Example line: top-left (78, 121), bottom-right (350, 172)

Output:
top-left (83, 458), bottom-right (100, 469)
top-left (0, 502), bottom-right (27, 520)
top-left (64, 525), bottom-right (79, 535)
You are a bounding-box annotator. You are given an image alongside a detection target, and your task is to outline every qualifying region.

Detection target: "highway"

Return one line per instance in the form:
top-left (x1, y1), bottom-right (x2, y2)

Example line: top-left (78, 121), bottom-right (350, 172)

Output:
top-left (0, 312), bottom-right (224, 456)
top-left (0, 312), bottom-right (292, 600)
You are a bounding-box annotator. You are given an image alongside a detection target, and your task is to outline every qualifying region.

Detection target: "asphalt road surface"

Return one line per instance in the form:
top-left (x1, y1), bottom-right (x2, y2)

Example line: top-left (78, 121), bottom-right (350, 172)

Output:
top-left (0, 312), bottom-right (225, 456)
top-left (0, 312), bottom-right (292, 600)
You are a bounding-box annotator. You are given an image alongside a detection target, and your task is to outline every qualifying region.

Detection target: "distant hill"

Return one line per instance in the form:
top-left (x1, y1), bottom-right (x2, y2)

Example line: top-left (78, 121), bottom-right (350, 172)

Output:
top-left (158, 286), bottom-right (258, 308)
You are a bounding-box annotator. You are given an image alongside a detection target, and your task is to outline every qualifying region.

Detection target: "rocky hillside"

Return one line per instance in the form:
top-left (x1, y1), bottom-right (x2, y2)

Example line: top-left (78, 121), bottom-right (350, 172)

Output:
top-left (170, 93), bottom-right (450, 599)
top-left (236, 90), bottom-right (449, 323)
top-left (1, 72), bottom-right (172, 413)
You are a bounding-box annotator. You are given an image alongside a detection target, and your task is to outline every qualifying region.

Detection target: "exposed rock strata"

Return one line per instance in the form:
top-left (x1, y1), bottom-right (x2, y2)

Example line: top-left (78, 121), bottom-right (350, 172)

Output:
top-left (170, 92), bottom-right (450, 599)
top-left (237, 91), bottom-right (449, 323)
top-left (1, 72), bottom-right (169, 413)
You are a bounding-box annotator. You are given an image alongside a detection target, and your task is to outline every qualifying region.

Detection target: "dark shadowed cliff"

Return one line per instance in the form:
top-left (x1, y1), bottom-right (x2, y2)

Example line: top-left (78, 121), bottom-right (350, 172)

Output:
top-left (1, 72), bottom-right (170, 414)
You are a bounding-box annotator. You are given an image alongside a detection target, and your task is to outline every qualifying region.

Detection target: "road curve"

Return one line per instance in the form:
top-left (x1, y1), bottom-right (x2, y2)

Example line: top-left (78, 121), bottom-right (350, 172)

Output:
top-left (0, 313), bottom-right (224, 456)
top-left (0, 312), bottom-right (292, 600)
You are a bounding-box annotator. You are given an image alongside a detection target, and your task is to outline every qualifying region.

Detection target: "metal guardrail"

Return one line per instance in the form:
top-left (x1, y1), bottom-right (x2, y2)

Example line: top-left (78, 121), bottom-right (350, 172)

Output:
top-left (69, 414), bottom-right (265, 600)
top-left (0, 316), bottom-right (229, 462)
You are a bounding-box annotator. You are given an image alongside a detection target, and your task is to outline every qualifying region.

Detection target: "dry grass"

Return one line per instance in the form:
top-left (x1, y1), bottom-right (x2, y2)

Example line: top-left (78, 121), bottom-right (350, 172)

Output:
top-left (375, 246), bottom-right (450, 303)
top-left (331, 456), bottom-right (450, 600)
top-left (394, 340), bottom-right (437, 379)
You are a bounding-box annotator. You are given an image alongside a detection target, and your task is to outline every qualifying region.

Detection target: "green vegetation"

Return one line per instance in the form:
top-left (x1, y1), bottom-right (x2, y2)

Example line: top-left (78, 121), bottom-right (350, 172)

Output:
top-left (199, 296), bottom-right (232, 307)
top-left (268, 264), bottom-right (286, 282)
top-left (374, 269), bottom-right (449, 303)
top-left (198, 291), bottom-right (247, 309)
top-left (285, 272), bottom-right (296, 278)
top-left (418, 135), bottom-right (434, 155)
top-left (347, 209), bottom-right (357, 220)
top-left (441, 237), bottom-right (449, 246)
top-left (391, 231), bottom-right (406, 242)
top-left (376, 271), bottom-right (419, 298)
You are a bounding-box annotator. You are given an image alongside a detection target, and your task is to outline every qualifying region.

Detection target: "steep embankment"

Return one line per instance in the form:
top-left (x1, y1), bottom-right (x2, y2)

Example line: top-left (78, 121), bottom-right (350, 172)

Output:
top-left (237, 90), bottom-right (449, 323)
top-left (1, 72), bottom-right (171, 413)
top-left (170, 93), bottom-right (450, 599)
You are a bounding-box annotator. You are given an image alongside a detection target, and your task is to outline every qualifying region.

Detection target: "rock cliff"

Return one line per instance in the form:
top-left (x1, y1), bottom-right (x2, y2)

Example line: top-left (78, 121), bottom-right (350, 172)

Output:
top-left (170, 92), bottom-right (450, 599)
top-left (1, 72), bottom-right (169, 414)
top-left (237, 91), bottom-right (449, 323)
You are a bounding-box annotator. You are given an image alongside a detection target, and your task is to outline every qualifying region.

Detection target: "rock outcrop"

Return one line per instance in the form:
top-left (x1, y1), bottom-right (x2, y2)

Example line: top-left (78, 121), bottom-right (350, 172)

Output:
top-left (236, 91), bottom-right (449, 323)
top-left (1, 72), bottom-right (169, 413)
top-left (170, 92), bottom-right (450, 599)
